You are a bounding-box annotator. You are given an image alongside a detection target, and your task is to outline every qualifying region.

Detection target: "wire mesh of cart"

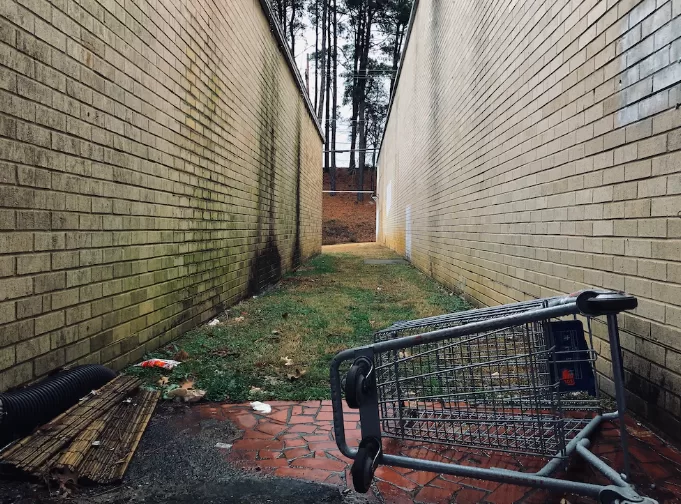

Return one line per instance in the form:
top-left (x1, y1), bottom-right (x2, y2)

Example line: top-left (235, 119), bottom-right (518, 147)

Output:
top-left (329, 290), bottom-right (657, 504)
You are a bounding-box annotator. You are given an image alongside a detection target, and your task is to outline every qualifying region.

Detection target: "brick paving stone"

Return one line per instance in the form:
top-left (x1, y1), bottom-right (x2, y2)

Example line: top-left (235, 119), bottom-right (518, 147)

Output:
top-left (325, 473), bottom-right (345, 486)
top-left (429, 477), bottom-right (462, 493)
top-left (283, 447), bottom-right (311, 459)
top-left (235, 439), bottom-right (285, 450)
top-left (288, 424), bottom-right (317, 433)
top-left (257, 421), bottom-right (287, 436)
top-left (454, 487), bottom-right (488, 504)
top-left (374, 466), bottom-right (419, 490)
top-left (283, 438), bottom-right (308, 448)
top-left (301, 401), bottom-right (322, 408)
top-left (210, 402), bottom-right (681, 504)
top-left (316, 411), bottom-right (334, 421)
top-left (629, 443), bottom-right (666, 463)
top-left (289, 415), bottom-right (318, 424)
top-left (487, 484), bottom-right (532, 504)
top-left (258, 450), bottom-right (283, 460)
top-left (242, 430), bottom-right (275, 439)
top-left (255, 459), bottom-right (290, 469)
top-left (274, 466), bottom-right (333, 483)
top-left (268, 409), bottom-right (290, 424)
top-left (292, 457), bottom-right (347, 471)
top-left (375, 481), bottom-right (414, 504)
top-left (234, 414), bottom-right (257, 429)
top-left (227, 450), bottom-right (258, 462)
top-left (308, 441), bottom-right (342, 451)
top-left (414, 485), bottom-right (454, 503)
top-left (404, 470), bottom-right (440, 486)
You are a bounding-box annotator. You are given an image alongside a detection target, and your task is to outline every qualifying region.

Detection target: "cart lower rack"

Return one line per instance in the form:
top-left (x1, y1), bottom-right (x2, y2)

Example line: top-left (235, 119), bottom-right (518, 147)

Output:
top-left (330, 290), bottom-right (656, 504)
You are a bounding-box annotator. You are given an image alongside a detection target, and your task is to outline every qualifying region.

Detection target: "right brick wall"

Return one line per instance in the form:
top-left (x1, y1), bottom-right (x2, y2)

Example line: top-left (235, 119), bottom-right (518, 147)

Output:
top-left (378, 0), bottom-right (681, 440)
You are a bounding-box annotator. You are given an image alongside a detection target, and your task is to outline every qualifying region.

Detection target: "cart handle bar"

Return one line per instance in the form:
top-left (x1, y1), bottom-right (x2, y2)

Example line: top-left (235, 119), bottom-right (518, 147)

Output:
top-left (368, 290), bottom-right (635, 354)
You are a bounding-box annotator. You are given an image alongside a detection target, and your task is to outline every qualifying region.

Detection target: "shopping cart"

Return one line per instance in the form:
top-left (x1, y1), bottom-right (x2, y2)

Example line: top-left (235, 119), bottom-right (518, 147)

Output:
top-left (329, 290), bottom-right (656, 504)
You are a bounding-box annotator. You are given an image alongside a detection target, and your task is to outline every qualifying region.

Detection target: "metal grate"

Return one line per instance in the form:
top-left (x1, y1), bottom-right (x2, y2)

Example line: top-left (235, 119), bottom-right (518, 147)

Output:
top-left (374, 304), bottom-right (600, 458)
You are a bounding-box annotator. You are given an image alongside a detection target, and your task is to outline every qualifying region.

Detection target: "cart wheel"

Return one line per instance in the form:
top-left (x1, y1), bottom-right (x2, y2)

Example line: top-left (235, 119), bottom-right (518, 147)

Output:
top-left (345, 359), bottom-right (371, 409)
top-left (351, 446), bottom-right (375, 493)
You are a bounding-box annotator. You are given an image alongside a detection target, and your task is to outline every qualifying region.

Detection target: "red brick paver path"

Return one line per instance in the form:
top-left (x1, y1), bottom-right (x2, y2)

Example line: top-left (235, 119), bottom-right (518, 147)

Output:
top-left (193, 401), bottom-right (681, 503)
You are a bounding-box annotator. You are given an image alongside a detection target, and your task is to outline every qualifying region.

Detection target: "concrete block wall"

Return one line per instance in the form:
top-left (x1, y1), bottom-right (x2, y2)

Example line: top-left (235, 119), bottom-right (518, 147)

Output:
top-left (0, 0), bottom-right (323, 389)
top-left (377, 0), bottom-right (681, 440)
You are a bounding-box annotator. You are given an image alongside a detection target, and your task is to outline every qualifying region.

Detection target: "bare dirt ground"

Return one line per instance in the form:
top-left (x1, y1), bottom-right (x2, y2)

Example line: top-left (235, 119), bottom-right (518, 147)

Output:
top-left (322, 170), bottom-right (376, 245)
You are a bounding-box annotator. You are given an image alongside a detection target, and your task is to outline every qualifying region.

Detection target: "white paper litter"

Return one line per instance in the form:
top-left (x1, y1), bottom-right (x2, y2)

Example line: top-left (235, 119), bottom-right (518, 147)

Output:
top-left (208, 318), bottom-right (220, 326)
top-left (491, 372), bottom-right (500, 378)
top-left (215, 443), bottom-right (233, 449)
top-left (250, 401), bottom-right (272, 414)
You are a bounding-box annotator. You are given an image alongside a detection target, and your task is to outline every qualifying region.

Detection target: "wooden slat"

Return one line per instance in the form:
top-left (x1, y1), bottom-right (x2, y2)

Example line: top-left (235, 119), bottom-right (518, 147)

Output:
top-left (0, 376), bottom-right (140, 474)
top-left (0, 375), bottom-right (159, 486)
top-left (78, 389), bottom-right (159, 483)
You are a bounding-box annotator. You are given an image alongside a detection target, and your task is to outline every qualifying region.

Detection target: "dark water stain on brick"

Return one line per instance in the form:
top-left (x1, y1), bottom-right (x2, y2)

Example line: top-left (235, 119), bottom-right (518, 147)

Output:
top-left (292, 103), bottom-right (303, 269)
top-left (250, 48), bottom-right (282, 295)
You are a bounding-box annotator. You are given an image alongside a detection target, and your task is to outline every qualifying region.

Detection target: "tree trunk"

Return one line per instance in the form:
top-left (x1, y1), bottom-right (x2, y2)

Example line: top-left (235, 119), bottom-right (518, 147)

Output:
top-left (316, 0), bottom-right (328, 120)
top-left (356, 7), bottom-right (373, 202)
top-left (324, 4), bottom-right (331, 175)
top-left (289, 1), bottom-right (296, 55)
top-left (390, 23), bottom-right (403, 98)
top-left (314, 0), bottom-right (319, 110)
top-left (348, 7), bottom-right (364, 171)
top-left (330, 0), bottom-right (338, 195)
top-left (357, 106), bottom-right (366, 202)
top-left (278, 0), bottom-right (286, 32)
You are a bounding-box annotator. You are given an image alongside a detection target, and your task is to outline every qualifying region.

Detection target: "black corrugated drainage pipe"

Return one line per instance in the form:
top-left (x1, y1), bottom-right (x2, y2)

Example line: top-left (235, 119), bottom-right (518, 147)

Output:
top-left (0, 365), bottom-right (117, 447)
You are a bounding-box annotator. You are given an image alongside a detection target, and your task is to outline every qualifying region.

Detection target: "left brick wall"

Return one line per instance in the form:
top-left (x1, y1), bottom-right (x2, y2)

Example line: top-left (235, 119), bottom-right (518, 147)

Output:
top-left (0, 0), bottom-right (323, 390)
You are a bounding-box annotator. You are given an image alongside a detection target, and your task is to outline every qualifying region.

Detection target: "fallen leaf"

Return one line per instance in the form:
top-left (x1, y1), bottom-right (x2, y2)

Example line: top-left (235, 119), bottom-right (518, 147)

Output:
top-left (281, 356), bottom-right (293, 366)
top-left (157, 376), bottom-right (170, 386)
top-left (249, 386), bottom-right (263, 394)
top-left (234, 316), bottom-right (245, 323)
top-left (183, 389), bottom-right (206, 402)
top-left (166, 387), bottom-right (205, 402)
top-left (287, 368), bottom-right (307, 381)
top-left (174, 349), bottom-right (190, 361)
top-left (180, 379), bottom-right (195, 390)
top-left (166, 388), bottom-right (187, 400)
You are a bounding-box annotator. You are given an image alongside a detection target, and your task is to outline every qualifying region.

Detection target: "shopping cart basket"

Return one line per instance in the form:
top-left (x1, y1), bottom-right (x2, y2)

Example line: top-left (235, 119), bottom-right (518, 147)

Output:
top-left (329, 290), bottom-right (656, 504)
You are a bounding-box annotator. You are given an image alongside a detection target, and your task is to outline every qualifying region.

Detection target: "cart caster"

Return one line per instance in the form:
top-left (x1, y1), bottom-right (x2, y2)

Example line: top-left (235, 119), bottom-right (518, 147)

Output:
top-left (599, 485), bottom-right (657, 504)
top-left (345, 357), bottom-right (373, 409)
top-left (351, 438), bottom-right (381, 493)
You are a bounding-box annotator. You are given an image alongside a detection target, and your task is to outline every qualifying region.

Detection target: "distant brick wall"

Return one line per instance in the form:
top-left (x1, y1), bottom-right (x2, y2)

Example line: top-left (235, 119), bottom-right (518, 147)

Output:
top-left (0, 0), bottom-right (323, 389)
top-left (378, 0), bottom-right (681, 440)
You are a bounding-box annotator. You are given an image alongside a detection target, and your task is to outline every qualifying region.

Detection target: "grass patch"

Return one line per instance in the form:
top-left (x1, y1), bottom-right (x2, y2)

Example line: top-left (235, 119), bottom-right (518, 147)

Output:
top-left (126, 244), bottom-right (470, 402)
